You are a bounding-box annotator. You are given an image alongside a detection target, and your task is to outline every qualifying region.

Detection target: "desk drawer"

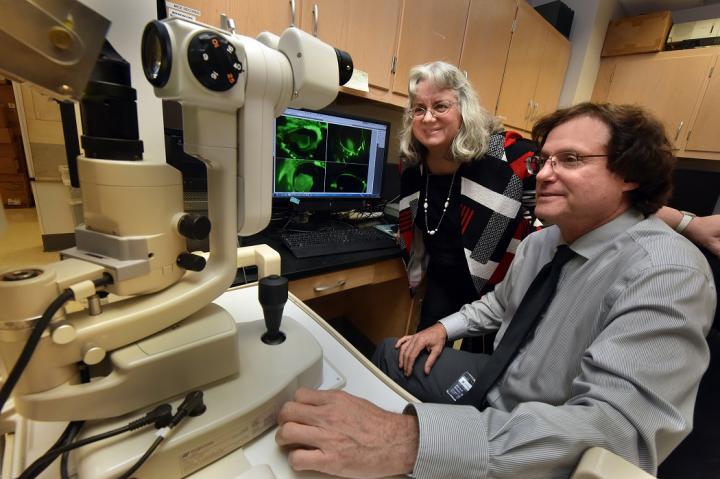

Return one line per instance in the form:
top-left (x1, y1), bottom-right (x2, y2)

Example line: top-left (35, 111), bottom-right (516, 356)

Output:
top-left (289, 258), bottom-right (405, 301)
top-left (289, 264), bottom-right (375, 300)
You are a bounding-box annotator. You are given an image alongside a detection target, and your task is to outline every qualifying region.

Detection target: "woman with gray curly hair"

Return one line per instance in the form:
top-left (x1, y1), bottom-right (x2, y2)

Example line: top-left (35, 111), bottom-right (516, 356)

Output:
top-left (395, 61), bottom-right (537, 347)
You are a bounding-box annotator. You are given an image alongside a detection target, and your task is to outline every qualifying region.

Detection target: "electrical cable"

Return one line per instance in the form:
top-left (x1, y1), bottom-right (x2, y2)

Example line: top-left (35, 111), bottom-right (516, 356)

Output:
top-left (116, 391), bottom-right (206, 479)
top-left (61, 364), bottom-right (90, 479)
top-left (116, 435), bottom-right (163, 479)
top-left (19, 366), bottom-right (90, 479)
top-left (0, 275), bottom-right (113, 415)
top-left (59, 420), bottom-right (85, 479)
top-left (19, 404), bottom-right (172, 479)
top-left (0, 288), bottom-right (74, 414)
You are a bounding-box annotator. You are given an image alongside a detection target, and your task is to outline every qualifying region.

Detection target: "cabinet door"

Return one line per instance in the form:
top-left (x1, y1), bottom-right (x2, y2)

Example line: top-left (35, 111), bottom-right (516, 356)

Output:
top-left (607, 54), bottom-right (714, 148)
top-left (459, 0), bottom-right (516, 113)
top-left (170, 0), bottom-right (298, 35)
top-left (530, 26), bottom-right (570, 125)
top-left (229, 0), bottom-right (299, 36)
top-left (495, 0), bottom-right (546, 131)
top-left (299, 0), bottom-right (402, 91)
top-left (392, 0), bottom-right (471, 96)
top-left (686, 56), bottom-right (720, 153)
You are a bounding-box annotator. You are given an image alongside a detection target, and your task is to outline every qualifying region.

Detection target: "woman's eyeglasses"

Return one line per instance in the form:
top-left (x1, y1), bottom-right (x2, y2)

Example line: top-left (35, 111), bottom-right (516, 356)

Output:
top-left (407, 101), bottom-right (456, 119)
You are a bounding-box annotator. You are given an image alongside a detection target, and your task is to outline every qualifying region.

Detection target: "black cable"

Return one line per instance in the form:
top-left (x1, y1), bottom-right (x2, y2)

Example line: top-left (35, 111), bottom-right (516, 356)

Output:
top-left (19, 366), bottom-right (90, 479)
top-left (60, 365), bottom-right (91, 479)
top-left (0, 289), bottom-right (75, 414)
top-left (18, 404), bottom-right (173, 479)
top-left (59, 421), bottom-right (85, 479)
top-left (117, 436), bottom-right (164, 479)
top-left (116, 391), bottom-right (206, 479)
top-left (19, 404), bottom-right (172, 479)
top-left (0, 274), bottom-right (113, 414)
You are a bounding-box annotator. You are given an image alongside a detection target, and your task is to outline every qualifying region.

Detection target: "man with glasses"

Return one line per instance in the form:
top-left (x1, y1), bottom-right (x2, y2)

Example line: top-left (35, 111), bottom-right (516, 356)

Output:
top-left (275, 103), bottom-right (716, 479)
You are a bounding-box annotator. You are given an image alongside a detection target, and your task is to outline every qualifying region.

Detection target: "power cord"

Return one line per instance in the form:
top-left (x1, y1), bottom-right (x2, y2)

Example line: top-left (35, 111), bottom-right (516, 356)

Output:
top-left (19, 404), bottom-right (173, 479)
top-left (0, 274), bottom-right (113, 415)
top-left (118, 391), bottom-right (206, 479)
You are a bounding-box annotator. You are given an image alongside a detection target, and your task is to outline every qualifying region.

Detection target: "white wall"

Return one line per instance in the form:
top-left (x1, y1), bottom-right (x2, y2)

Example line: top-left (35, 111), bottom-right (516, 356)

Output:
top-left (669, 4), bottom-right (720, 23)
top-left (80, 0), bottom-right (165, 163)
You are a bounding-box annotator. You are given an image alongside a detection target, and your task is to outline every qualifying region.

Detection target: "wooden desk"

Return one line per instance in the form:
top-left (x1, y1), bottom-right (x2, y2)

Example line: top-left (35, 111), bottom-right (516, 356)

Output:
top-left (241, 232), bottom-right (420, 345)
top-left (288, 257), bottom-right (421, 345)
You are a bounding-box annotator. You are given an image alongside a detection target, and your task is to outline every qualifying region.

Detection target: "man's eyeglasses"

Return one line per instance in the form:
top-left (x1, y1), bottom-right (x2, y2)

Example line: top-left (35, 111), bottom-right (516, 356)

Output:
top-left (525, 152), bottom-right (608, 175)
top-left (408, 101), bottom-right (456, 119)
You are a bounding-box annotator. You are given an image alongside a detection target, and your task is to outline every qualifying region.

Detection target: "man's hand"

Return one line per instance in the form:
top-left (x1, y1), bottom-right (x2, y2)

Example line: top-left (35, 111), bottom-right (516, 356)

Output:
top-left (684, 214), bottom-right (720, 257)
top-left (395, 322), bottom-right (448, 376)
top-left (276, 388), bottom-right (418, 478)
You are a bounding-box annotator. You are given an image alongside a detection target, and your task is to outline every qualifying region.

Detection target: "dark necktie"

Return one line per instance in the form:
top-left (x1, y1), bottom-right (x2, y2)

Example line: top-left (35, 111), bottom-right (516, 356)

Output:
top-left (459, 245), bottom-right (576, 407)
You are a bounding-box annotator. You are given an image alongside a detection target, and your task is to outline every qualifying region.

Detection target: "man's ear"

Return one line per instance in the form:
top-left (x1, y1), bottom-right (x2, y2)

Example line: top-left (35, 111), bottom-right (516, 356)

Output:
top-left (622, 180), bottom-right (640, 192)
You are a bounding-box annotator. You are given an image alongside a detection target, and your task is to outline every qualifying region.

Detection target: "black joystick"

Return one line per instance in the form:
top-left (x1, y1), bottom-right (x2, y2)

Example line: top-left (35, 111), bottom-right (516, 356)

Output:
top-left (259, 274), bottom-right (288, 345)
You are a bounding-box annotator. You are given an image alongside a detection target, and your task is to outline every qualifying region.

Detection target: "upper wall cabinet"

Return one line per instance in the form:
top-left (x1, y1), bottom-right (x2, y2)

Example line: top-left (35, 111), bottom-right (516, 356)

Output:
top-left (592, 47), bottom-right (720, 160)
top-left (391, 0), bottom-right (471, 96)
top-left (496, 0), bottom-right (571, 132)
top-left (299, 0), bottom-right (402, 92)
top-left (685, 55), bottom-right (720, 155)
top-left (176, 0), bottom-right (299, 36)
top-left (459, 0), bottom-right (517, 111)
top-left (160, 1), bottom-right (571, 116)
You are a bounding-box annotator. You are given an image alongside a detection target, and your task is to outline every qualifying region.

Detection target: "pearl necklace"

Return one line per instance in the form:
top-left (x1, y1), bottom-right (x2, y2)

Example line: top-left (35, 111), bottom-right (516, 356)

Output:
top-left (423, 169), bottom-right (457, 236)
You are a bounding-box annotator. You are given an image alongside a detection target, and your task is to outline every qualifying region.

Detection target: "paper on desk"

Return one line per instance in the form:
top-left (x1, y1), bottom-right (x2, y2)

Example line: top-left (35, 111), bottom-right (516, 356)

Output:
top-left (343, 68), bottom-right (369, 92)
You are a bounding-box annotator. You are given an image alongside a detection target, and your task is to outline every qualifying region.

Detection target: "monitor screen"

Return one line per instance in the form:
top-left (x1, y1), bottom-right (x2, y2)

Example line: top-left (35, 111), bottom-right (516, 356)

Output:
top-left (272, 108), bottom-right (390, 211)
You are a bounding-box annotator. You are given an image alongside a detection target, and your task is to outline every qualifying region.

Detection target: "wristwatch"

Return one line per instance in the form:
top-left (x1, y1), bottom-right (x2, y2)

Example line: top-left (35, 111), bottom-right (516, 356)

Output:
top-left (675, 210), bottom-right (696, 234)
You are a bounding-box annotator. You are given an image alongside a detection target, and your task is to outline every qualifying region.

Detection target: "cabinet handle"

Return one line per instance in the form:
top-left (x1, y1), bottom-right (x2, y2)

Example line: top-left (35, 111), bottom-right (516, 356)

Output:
top-left (312, 4), bottom-right (319, 36)
top-left (313, 279), bottom-right (346, 293)
top-left (532, 101), bottom-right (539, 121)
top-left (289, 0), bottom-right (296, 27)
top-left (524, 100), bottom-right (532, 120)
top-left (674, 120), bottom-right (684, 142)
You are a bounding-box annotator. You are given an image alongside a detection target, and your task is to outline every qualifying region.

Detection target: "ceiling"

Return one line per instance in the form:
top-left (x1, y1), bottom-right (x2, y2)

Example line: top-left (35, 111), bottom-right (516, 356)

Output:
top-left (617, 0), bottom-right (720, 16)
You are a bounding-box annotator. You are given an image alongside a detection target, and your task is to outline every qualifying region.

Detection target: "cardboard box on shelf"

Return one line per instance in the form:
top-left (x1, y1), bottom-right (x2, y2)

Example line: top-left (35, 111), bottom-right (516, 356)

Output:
top-left (602, 10), bottom-right (673, 57)
top-left (0, 174), bottom-right (32, 207)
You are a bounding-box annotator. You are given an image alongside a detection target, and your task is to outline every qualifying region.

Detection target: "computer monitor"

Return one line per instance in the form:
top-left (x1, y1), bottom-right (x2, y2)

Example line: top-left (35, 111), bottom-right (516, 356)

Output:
top-left (272, 107), bottom-right (390, 212)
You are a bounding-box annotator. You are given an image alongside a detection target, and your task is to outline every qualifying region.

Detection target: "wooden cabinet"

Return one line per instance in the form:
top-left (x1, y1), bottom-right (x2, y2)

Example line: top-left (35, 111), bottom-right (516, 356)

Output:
top-left (174, 0), bottom-right (298, 36)
top-left (391, 0), bottom-right (471, 96)
top-left (166, 1), bottom-right (571, 116)
top-left (459, 0), bottom-right (517, 112)
top-left (299, 0), bottom-right (402, 92)
top-left (607, 55), bottom-right (712, 148)
top-left (685, 55), bottom-right (720, 154)
top-left (496, 0), bottom-right (570, 132)
top-left (592, 47), bottom-right (720, 160)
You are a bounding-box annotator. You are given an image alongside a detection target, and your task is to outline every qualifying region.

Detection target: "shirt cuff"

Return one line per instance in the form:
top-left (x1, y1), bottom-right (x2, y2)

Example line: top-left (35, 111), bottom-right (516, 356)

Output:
top-left (440, 312), bottom-right (467, 340)
top-left (404, 403), bottom-right (489, 479)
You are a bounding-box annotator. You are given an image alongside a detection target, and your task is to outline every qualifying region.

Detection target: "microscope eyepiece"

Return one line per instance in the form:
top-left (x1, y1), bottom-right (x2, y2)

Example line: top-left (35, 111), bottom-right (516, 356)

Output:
top-left (334, 48), bottom-right (353, 86)
top-left (141, 20), bottom-right (172, 88)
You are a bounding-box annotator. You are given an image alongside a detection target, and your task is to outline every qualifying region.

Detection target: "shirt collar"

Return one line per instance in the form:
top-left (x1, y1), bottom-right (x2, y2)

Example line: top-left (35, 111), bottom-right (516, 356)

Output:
top-left (566, 209), bottom-right (644, 260)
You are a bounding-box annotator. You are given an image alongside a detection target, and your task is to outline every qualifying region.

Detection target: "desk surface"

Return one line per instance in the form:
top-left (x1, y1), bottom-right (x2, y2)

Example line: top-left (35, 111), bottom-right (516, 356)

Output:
top-left (239, 229), bottom-right (401, 284)
top-left (199, 284), bottom-right (413, 478)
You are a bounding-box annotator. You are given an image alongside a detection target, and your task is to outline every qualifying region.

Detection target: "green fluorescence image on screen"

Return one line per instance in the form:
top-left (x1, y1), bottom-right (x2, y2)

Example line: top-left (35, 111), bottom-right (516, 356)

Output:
top-left (275, 158), bottom-right (327, 193)
top-left (328, 124), bottom-right (371, 164)
top-left (275, 116), bottom-right (328, 161)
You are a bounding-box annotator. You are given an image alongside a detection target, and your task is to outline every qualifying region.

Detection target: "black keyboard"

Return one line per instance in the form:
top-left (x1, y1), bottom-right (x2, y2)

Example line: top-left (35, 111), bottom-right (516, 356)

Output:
top-left (280, 228), bottom-right (397, 258)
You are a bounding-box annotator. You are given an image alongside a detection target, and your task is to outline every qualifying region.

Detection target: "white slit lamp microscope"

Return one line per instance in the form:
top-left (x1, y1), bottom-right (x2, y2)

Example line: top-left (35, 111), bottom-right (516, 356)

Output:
top-left (0, 0), bottom-right (353, 476)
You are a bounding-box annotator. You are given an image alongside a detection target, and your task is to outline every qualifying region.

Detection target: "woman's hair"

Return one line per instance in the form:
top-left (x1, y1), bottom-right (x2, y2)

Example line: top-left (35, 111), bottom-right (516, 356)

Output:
top-left (398, 61), bottom-right (502, 165)
top-left (531, 102), bottom-right (676, 215)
